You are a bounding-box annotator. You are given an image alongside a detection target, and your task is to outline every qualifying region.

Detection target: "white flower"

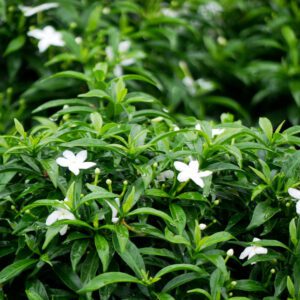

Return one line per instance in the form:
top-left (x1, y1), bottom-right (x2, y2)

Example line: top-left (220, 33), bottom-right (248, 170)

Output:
top-left (239, 238), bottom-right (268, 264)
top-left (199, 223), bottom-right (207, 230)
top-left (118, 40), bottom-right (131, 53)
top-left (196, 78), bottom-right (214, 91)
top-left (288, 188), bottom-right (300, 215)
top-left (161, 8), bottom-right (178, 18)
top-left (174, 160), bottom-right (212, 188)
top-left (113, 65), bottom-right (123, 77)
top-left (56, 150), bottom-right (96, 176)
top-left (199, 2), bottom-right (223, 20)
top-left (157, 170), bottom-right (174, 182)
top-left (195, 124), bottom-right (225, 137)
top-left (28, 26), bottom-right (65, 53)
top-left (46, 207), bottom-right (75, 235)
top-left (106, 198), bottom-right (120, 223)
top-left (19, 3), bottom-right (59, 17)
top-left (227, 249), bottom-right (234, 257)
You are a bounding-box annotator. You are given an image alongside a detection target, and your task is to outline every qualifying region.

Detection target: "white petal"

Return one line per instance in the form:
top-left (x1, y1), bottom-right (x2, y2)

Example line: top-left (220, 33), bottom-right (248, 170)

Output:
top-left (296, 201), bottom-right (300, 215)
top-left (68, 165), bottom-right (80, 176)
top-left (38, 39), bottom-right (50, 53)
top-left (113, 65), bottom-right (123, 77)
top-left (118, 40), bottom-right (131, 53)
top-left (121, 58), bottom-right (135, 66)
top-left (255, 246), bottom-right (268, 255)
top-left (247, 248), bottom-right (257, 260)
top-left (106, 200), bottom-right (118, 221)
top-left (288, 188), bottom-right (300, 200)
top-left (174, 161), bottom-right (188, 172)
top-left (239, 246), bottom-right (252, 259)
top-left (46, 210), bottom-right (61, 225)
top-left (63, 150), bottom-right (75, 160)
top-left (190, 175), bottom-right (204, 188)
top-left (212, 128), bottom-right (225, 137)
top-left (20, 3), bottom-right (59, 17)
top-left (189, 160), bottom-right (199, 173)
top-left (112, 217), bottom-right (119, 223)
top-left (177, 171), bottom-right (190, 182)
top-left (105, 46), bottom-right (114, 60)
top-left (56, 157), bottom-right (70, 167)
top-left (79, 162), bottom-right (96, 170)
top-left (253, 237), bottom-right (261, 242)
top-left (76, 150), bottom-right (87, 162)
top-left (28, 29), bottom-right (44, 39)
top-left (195, 124), bottom-right (202, 131)
top-left (59, 225), bottom-right (68, 236)
top-left (199, 170), bottom-right (212, 178)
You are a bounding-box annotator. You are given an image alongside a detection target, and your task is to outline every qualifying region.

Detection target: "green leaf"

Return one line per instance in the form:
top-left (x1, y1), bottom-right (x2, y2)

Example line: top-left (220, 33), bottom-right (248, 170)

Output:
top-left (70, 240), bottom-right (89, 271)
top-left (145, 189), bottom-right (170, 198)
top-left (155, 264), bottom-right (204, 279)
top-left (289, 218), bottom-right (298, 247)
top-left (114, 224), bottom-right (129, 253)
top-left (45, 71), bottom-right (90, 82)
top-left (0, 259), bottom-right (37, 284)
top-left (53, 264), bottom-right (83, 291)
top-left (176, 192), bottom-right (208, 202)
top-left (162, 273), bottom-right (203, 293)
top-left (90, 112), bottom-right (103, 133)
top-left (233, 280), bottom-right (266, 292)
top-left (122, 186), bottom-right (135, 213)
top-left (187, 289), bottom-right (212, 300)
top-left (247, 201), bottom-right (280, 230)
top-left (14, 118), bottom-right (26, 138)
top-left (169, 204), bottom-right (186, 235)
top-left (79, 89), bottom-right (111, 101)
top-left (259, 117), bottom-right (273, 141)
top-left (155, 293), bottom-right (175, 300)
top-left (4, 35), bottom-right (25, 56)
top-left (197, 232), bottom-right (234, 251)
top-left (94, 234), bottom-right (110, 272)
top-left (78, 272), bottom-right (141, 293)
top-left (128, 207), bottom-right (174, 225)
top-left (77, 190), bottom-right (118, 208)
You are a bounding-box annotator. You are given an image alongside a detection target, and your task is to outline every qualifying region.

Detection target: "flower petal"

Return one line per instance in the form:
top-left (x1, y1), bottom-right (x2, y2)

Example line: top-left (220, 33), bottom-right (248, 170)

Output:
top-left (174, 161), bottom-right (188, 172)
top-left (68, 165), bottom-right (80, 176)
top-left (59, 225), bottom-right (68, 236)
top-left (198, 170), bottom-right (212, 178)
top-left (177, 171), bottom-right (190, 182)
top-left (189, 160), bottom-right (199, 173)
top-left (46, 210), bottom-right (61, 225)
top-left (288, 188), bottom-right (300, 200)
top-left (38, 39), bottom-right (50, 53)
top-left (63, 150), bottom-right (75, 160)
top-left (255, 246), bottom-right (268, 255)
top-left (27, 29), bottom-right (44, 39)
top-left (76, 150), bottom-right (87, 162)
top-left (239, 246), bottom-right (252, 260)
top-left (56, 157), bottom-right (70, 167)
top-left (296, 201), bottom-right (300, 215)
top-left (190, 175), bottom-right (204, 188)
top-left (79, 162), bottom-right (96, 170)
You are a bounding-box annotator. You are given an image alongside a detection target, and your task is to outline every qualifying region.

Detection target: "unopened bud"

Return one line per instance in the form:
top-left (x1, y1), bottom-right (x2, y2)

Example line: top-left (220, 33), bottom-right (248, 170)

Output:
top-left (199, 223), bottom-right (207, 230)
top-left (25, 209), bottom-right (31, 214)
top-left (95, 168), bottom-right (100, 175)
top-left (226, 249), bottom-right (234, 257)
top-left (270, 268), bottom-right (276, 274)
top-left (214, 199), bottom-right (220, 205)
top-left (153, 162), bottom-right (158, 168)
top-left (286, 202), bottom-right (291, 207)
top-left (106, 179), bottom-right (112, 185)
top-left (11, 205), bottom-right (16, 210)
top-left (123, 180), bottom-right (128, 186)
top-left (231, 281), bottom-right (237, 287)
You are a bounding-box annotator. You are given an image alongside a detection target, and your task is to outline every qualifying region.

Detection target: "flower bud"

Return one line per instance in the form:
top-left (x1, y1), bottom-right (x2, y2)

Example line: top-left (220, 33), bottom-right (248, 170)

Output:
top-left (199, 223), bottom-right (207, 230)
top-left (123, 180), bottom-right (128, 186)
top-left (231, 281), bottom-right (237, 287)
top-left (25, 209), bottom-right (31, 214)
top-left (270, 268), bottom-right (276, 274)
top-left (106, 179), bottom-right (112, 185)
top-left (153, 162), bottom-right (158, 168)
top-left (95, 168), bottom-right (100, 175)
top-left (226, 249), bottom-right (234, 257)
top-left (214, 199), bottom-right (220, 205)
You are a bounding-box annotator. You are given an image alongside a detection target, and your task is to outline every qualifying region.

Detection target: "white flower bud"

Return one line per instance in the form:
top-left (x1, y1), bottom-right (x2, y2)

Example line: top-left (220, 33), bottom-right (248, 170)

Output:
top-left (199, 223), bottom-right (207, 230)
top-left (94, 168), bottom-right (100, 175)
top-left (226, 249), bottom-right (234, 257)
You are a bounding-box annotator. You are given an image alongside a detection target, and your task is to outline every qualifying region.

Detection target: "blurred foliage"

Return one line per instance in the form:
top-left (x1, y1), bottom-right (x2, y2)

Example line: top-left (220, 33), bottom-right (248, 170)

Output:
top-left (2, 0), bottom-right (300, 131)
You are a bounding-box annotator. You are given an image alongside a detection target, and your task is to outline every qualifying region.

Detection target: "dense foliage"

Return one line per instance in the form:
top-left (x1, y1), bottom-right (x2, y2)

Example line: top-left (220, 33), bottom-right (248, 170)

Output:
top-left (2, 0), bottom-right (300, 131)
top-left (2, 1), bottom-right (300, 299)
top-left (1, 73), bottom-right (300, 299)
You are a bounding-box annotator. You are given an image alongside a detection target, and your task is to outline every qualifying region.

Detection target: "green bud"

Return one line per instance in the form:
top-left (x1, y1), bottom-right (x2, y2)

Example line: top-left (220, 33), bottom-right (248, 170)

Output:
top-left (95, 168), bottom-right (101, 175)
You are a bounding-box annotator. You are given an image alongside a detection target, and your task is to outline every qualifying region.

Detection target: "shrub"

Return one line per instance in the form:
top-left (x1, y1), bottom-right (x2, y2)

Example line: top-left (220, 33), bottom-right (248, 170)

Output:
top-left (1, 74), bottom-right (300, 299)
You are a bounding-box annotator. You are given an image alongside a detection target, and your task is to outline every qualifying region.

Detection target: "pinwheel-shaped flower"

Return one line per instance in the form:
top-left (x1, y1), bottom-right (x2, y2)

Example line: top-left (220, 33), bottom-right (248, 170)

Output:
top-left (46, 207), bottom-right (75, 236)
top-left (19, 3), bottom-right (59, 17)
top-left (239, 238), bottom-right (268, 264)
top-left (56, 150), bottom-right (96, 176)
top-left (28, 26), bottom-right (65, 52)
top-left (288, 188), bottom-right (300, 215)
top-left (174, 160), bottom-right (212, 188)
